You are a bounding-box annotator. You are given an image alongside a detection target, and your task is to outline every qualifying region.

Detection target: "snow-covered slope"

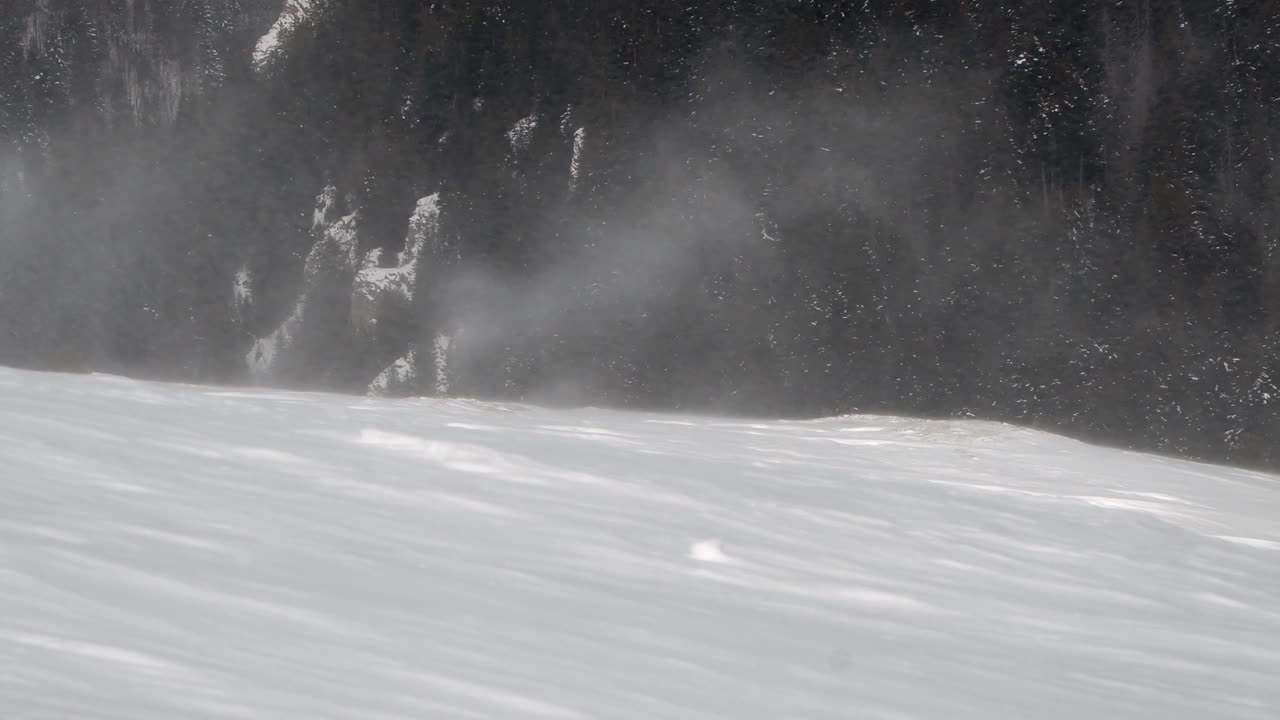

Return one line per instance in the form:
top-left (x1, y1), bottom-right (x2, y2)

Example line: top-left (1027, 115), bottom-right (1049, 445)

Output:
top-left (2, 367), bottom-right (1279, 719)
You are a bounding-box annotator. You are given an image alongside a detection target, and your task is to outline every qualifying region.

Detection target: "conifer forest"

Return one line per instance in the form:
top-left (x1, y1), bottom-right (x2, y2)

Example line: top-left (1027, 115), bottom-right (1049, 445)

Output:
top-left (2, 0), bottom-right (1278, 467)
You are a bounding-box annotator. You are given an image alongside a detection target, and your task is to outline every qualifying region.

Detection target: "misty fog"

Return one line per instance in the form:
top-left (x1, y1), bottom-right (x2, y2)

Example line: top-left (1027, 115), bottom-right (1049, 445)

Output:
top-left (1, 0), bottom-right (1277, 467)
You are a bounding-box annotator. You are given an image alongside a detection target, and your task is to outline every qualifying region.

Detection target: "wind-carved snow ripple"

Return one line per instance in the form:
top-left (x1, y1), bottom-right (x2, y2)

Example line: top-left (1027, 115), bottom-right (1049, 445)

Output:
top-left (4, 367), bottom-right (1280, 719)
top-left (359, 428), bottom-right (554, 485)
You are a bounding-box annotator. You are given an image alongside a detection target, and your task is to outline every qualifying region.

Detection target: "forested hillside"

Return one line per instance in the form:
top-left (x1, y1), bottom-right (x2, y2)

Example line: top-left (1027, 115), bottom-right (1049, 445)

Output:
top-left (2, 0), bottom-right (1278, 466)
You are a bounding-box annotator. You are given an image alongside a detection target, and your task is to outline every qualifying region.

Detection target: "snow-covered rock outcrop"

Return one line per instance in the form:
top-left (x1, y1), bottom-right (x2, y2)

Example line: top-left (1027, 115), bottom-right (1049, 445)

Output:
top-left (349, 193), bottom-right (439, 337)
top-left (312, 183), bottom-right (339, 230)
top-left (357, 194), bottom-right (450, 397)
top-left (245, 300), bottom-right (303, 378)
top-left (230, 266), bottom-right (253, 325)
top-left (246, 185), bottom-right (360, 380)
top-left (304, 209), bottom-right (360, 283)
top-left (253, 0), bottom-right (319, 73)
top-left (245, 187), bottom-right (450, 390)
top-left (433, 333), bottom-right (452, 395)
top-left (569, 126), bottom-right (586, 194)
top-left (557, 107), bottom-right (586, 195)
top-left (507, 113), bottom-right (538, 155)
top-left (368, 347), bottom-right (417, 397)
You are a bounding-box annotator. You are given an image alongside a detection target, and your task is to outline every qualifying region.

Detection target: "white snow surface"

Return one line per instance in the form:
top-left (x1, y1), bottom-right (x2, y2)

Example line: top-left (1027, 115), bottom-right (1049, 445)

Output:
top-left (3, 367), bottom-right (1280, 719)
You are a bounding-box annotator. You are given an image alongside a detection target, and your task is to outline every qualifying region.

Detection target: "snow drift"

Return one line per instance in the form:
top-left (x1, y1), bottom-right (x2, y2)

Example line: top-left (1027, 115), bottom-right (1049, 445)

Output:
top-left (2, 367), bottom-right (1279, 719)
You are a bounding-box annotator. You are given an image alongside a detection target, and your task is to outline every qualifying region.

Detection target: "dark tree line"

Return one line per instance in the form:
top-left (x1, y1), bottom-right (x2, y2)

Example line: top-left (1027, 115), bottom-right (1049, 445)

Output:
top-left (1, 0), bottom-right (1278, 468)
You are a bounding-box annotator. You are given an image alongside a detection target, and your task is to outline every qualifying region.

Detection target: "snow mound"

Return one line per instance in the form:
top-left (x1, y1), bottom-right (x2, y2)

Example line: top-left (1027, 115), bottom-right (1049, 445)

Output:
top-left (3, 367), bottom-right (1280, 719)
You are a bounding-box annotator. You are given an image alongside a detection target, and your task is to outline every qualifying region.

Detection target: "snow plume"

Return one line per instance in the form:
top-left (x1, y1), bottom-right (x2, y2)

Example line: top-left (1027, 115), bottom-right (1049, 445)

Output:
top-left (431, 48), bottom-right (1022, 407)
top-left (254, 0), bottom-right (319, 73)
top-left (436, 141), bottom-right (767, 403)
